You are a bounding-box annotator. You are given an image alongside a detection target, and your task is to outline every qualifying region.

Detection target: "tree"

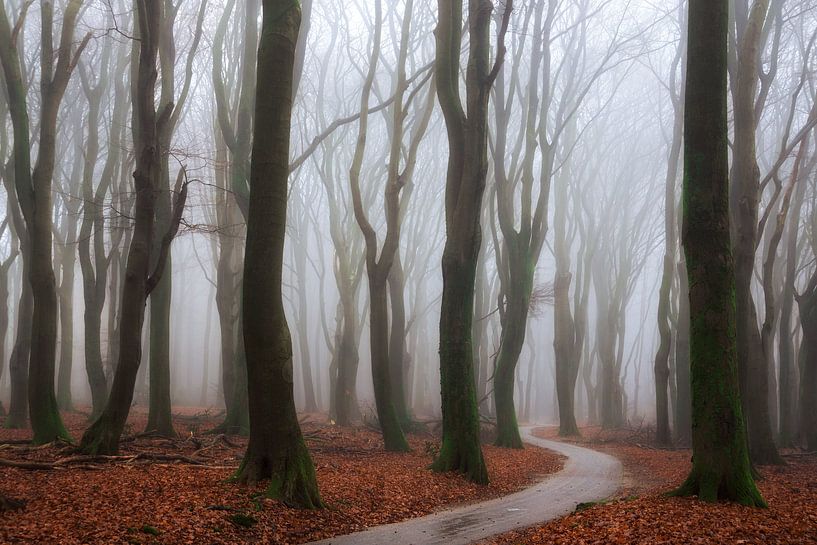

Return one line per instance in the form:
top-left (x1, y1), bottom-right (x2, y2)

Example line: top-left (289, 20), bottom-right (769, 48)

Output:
top-left (210, 0), bottom-right (257, 434)
top-left (0, 217), bottom-right (18, 417)
top-left (346, 0), bottom-right (410, 451)
top-left (209, 1), bottom-right (244, 431)
top-left (0, 1), bottom-right (33, 431)
top-left (145, 0), bottom-right (207, 438)
top-left (54, 111), bottom-right (84, 412)
top-left (490, 0), bottom-right (552, 448)
top-left (347, 0), bottom-right (433, 450)
top-left (671, 0), bottom-right (765, 507)
top-left (729, 0), bottom-right (782, 467)
top-left (80, 0), bottom-right (187, 455)
top-left (654, 6), bottom-right (685, 446)
top-left (0, 0), bottom-right (89, 443)
top-left (431, 0), bottom-right (512, 484)
top-left (233, 0), bottom-right (321, 509)
top-left (77, 25), bottom-right (129, 418)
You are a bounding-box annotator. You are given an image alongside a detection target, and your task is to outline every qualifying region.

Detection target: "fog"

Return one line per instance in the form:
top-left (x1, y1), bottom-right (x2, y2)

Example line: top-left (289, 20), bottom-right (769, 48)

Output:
top-left (0, 0), bottom-right (815, 458)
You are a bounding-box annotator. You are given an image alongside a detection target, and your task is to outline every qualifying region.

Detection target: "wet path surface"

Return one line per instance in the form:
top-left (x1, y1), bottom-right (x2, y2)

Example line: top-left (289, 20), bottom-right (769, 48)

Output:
top-left (307, 426), bottom-right (623, 545)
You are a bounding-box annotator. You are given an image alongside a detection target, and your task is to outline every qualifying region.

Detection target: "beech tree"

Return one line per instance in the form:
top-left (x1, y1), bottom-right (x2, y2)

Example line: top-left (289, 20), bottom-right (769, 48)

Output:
top-left (80, 0), bottom-right (188, 455)
top-left (431, 0), bottom-right (512, 484)
top-left (234, 0), bottom-right (322, 509)
top-left (0, 215), bottom-right (18, 418)
top-left (77, 22), bottom-right (129, 417)
top-left (0, 0), bottom-right (89, 444)
top-left (672, 0), bottom-right (764, 506)
top-left (654, 5), bottom-right (685, 446)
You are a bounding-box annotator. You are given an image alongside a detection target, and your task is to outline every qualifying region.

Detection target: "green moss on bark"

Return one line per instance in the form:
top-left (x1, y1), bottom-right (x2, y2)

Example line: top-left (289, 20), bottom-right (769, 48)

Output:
top-left (675, 0), bottom-right (764, 508)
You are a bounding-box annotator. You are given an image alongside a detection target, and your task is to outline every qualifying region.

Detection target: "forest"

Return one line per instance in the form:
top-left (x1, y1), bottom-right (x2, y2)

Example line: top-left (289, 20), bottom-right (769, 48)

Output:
top-left (0, 0), bottom-right (816, 543)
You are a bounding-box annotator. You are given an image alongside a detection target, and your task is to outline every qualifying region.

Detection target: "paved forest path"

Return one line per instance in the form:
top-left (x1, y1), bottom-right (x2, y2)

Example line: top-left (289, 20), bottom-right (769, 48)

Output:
top-left (308, 426), bottom-right (623, 545)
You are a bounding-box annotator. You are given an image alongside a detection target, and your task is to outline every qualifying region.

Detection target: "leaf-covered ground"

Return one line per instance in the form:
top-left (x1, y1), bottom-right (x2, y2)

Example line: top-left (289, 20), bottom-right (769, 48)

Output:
top-left (0, 409), bottom-right (563, 544)
top-left (483, 426), bottom-right (817, 545)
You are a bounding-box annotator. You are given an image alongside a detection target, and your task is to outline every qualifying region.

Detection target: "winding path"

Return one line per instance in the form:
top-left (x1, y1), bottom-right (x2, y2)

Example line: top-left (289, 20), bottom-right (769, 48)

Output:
top-left (307, 426), bottom-right (622, 545)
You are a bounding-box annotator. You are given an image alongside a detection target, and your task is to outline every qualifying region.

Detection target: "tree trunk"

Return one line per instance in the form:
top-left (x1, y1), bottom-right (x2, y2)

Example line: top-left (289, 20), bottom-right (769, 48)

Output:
top-left (5, 276), bottom-right (31, 429)
top-left (334, 290), bottom-right (361, 426)
top-left (730, 0), bottom-right (781, 466)
top-left (779, 164), bottom-right (806, 446)
top-left (493, 249), bottom-right (533, 448)
top-left (78, 44), bottom-right (126, 417)
top-left (294, 245), bottom-right (318, 413)
top-left (0, 240), bottom-right (16, 418)
top-left (0, 0), bottom-right (87, 443)
top-left (388, 256), bottom-right (410, 425)
top-left (654, 62), bottom-right (683, 444)
top-left (200, 294), bottom-right (214, 406)
top-left (672, 0), bottom-right (764, 506)
top-left (56, 234), bottom-right (77, 412)
top-left (554, 271), bottom-right (580, 437)
top-left (674, 258), bottom-right (692, 445)
top-left (146, 265), bottom-right (175, 436)
top-left (430, 0), bottom-right (510, 485)
top-left (80, 1), bottom-right (173, 455)
top-left (798, 291), bottom-right (817, 450)
top-left (233, 0), bottom-right (321, 509)
top-left (145, 0), bottom-right (207, 437)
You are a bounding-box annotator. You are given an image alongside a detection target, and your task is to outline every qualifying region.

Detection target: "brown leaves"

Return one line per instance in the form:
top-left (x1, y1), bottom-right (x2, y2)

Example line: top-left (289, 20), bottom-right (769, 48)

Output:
top-left (0, 408), bottom-right (564, 544)
top-left (484, 426), bottom-right (817, 545)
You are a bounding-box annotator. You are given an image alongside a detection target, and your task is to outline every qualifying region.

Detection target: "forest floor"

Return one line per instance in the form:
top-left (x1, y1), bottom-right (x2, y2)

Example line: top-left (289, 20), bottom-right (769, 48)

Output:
top-left (0, 407), bottom-right (563, 544)
top-left (482, 425), bottom-right (817, 545)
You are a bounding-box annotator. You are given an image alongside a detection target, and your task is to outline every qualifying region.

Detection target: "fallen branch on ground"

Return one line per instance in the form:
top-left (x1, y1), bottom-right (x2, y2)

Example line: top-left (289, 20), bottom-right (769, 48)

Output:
top-left (0, 494), bottom-right (24, 512)
top-left (0, 452), bottom-right (208, 470)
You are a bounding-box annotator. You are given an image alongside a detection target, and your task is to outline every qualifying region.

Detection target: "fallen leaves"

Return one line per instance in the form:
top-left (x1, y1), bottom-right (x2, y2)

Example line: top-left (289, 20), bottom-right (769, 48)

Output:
top-left (0, 494), bottom-right (24, 512)
top-left (483, 426), bottom-right (817, 545)
top-left (0, 408), bottom-right (564, 544)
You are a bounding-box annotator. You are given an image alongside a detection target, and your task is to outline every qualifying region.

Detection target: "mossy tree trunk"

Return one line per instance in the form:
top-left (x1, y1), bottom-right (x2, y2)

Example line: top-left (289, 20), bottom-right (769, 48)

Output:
top-left (0, 0), bottom-right (88, 443)
top-left (431, 0), bottom-right (512, 484)
top-left (234, 0), bottom-right (321, 509)
top-left (493, 247), bottom-right (533, 448)
top-left (672, 0), bottom-right (765, 507)
top-left (490, 1), bottom-right (556, 448)
top-left (0, 13), bottom-right (30, 431)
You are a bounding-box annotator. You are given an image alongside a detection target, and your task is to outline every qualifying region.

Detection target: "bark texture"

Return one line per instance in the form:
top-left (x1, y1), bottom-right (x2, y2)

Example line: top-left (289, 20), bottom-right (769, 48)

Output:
top-left (431, 0), bottom-right (512, 484)
top-left (234, 0), bottom-right (322, 509)
top-left (672, 0), bottom-right (764, 506)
